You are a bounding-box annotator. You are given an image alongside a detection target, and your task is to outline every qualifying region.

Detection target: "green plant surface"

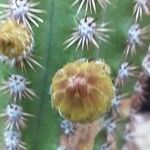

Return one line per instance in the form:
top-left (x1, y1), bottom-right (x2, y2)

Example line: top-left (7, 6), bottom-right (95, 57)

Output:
top-left (0, 0), bottom-right (150, 150)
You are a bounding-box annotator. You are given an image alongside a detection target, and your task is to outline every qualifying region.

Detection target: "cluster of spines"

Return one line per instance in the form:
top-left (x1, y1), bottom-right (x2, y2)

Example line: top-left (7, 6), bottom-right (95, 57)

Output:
top-left (0, 0), bottom-right (45, 30)
top-left (0, 0), bottom-right (44, 149)
top-left (123, 0), bottom-right (150, 58)
top-left (64, 0), bottom-right (111, 51)
top-left (124, 23), bottom-right (150, 58)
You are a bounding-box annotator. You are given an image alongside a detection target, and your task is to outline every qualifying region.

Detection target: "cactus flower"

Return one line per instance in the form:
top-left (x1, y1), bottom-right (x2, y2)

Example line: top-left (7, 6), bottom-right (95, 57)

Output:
top-left (0, 19), bottom-right (40, 68)
top-left (51, 59), bottom-right (114, 123)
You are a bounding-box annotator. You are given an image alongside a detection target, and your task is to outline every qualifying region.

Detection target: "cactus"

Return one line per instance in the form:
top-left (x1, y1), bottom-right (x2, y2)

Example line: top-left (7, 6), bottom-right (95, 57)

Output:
top-left (0, 0), bottom-right (150, 150)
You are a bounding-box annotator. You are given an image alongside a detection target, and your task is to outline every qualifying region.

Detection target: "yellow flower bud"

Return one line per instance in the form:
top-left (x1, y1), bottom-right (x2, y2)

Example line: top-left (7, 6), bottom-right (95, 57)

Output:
top-left (51, 59), bottom-right (114, 123)
top-left (0, 19), bottom-right (33, 66)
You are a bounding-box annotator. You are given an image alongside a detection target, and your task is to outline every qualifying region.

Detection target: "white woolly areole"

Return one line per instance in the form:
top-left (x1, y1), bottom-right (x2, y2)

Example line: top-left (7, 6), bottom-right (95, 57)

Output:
top-left (128, 24), bottom-right (141, 44)
top-left (116, 62), bottom-right (137, 86)
top-left (4, 130), bottom-right (21, 149)
top-left (11, 0), bottom-right (29, 19)
top-left (79, 17), bottom-right (96, 39)
top-left (118, 62), bottom-right (130, 79)
top-left (104, 119), bottom-right (116, 133)
top-left (6, 104), bottom-right (23, 123)
top-left (8, 75), bottom-right (26, 95)
top-left (60, 120), bottom-right (74, 135)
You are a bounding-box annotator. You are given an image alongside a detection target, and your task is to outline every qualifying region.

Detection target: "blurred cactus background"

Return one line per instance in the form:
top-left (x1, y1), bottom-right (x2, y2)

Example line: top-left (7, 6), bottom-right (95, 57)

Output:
top-left (0, 0), bottom-right (150, 150)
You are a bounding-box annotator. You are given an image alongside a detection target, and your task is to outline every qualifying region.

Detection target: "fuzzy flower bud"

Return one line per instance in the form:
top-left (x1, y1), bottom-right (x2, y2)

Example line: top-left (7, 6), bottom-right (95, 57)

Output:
top-left (51, 59), bottom-right (114, 123)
